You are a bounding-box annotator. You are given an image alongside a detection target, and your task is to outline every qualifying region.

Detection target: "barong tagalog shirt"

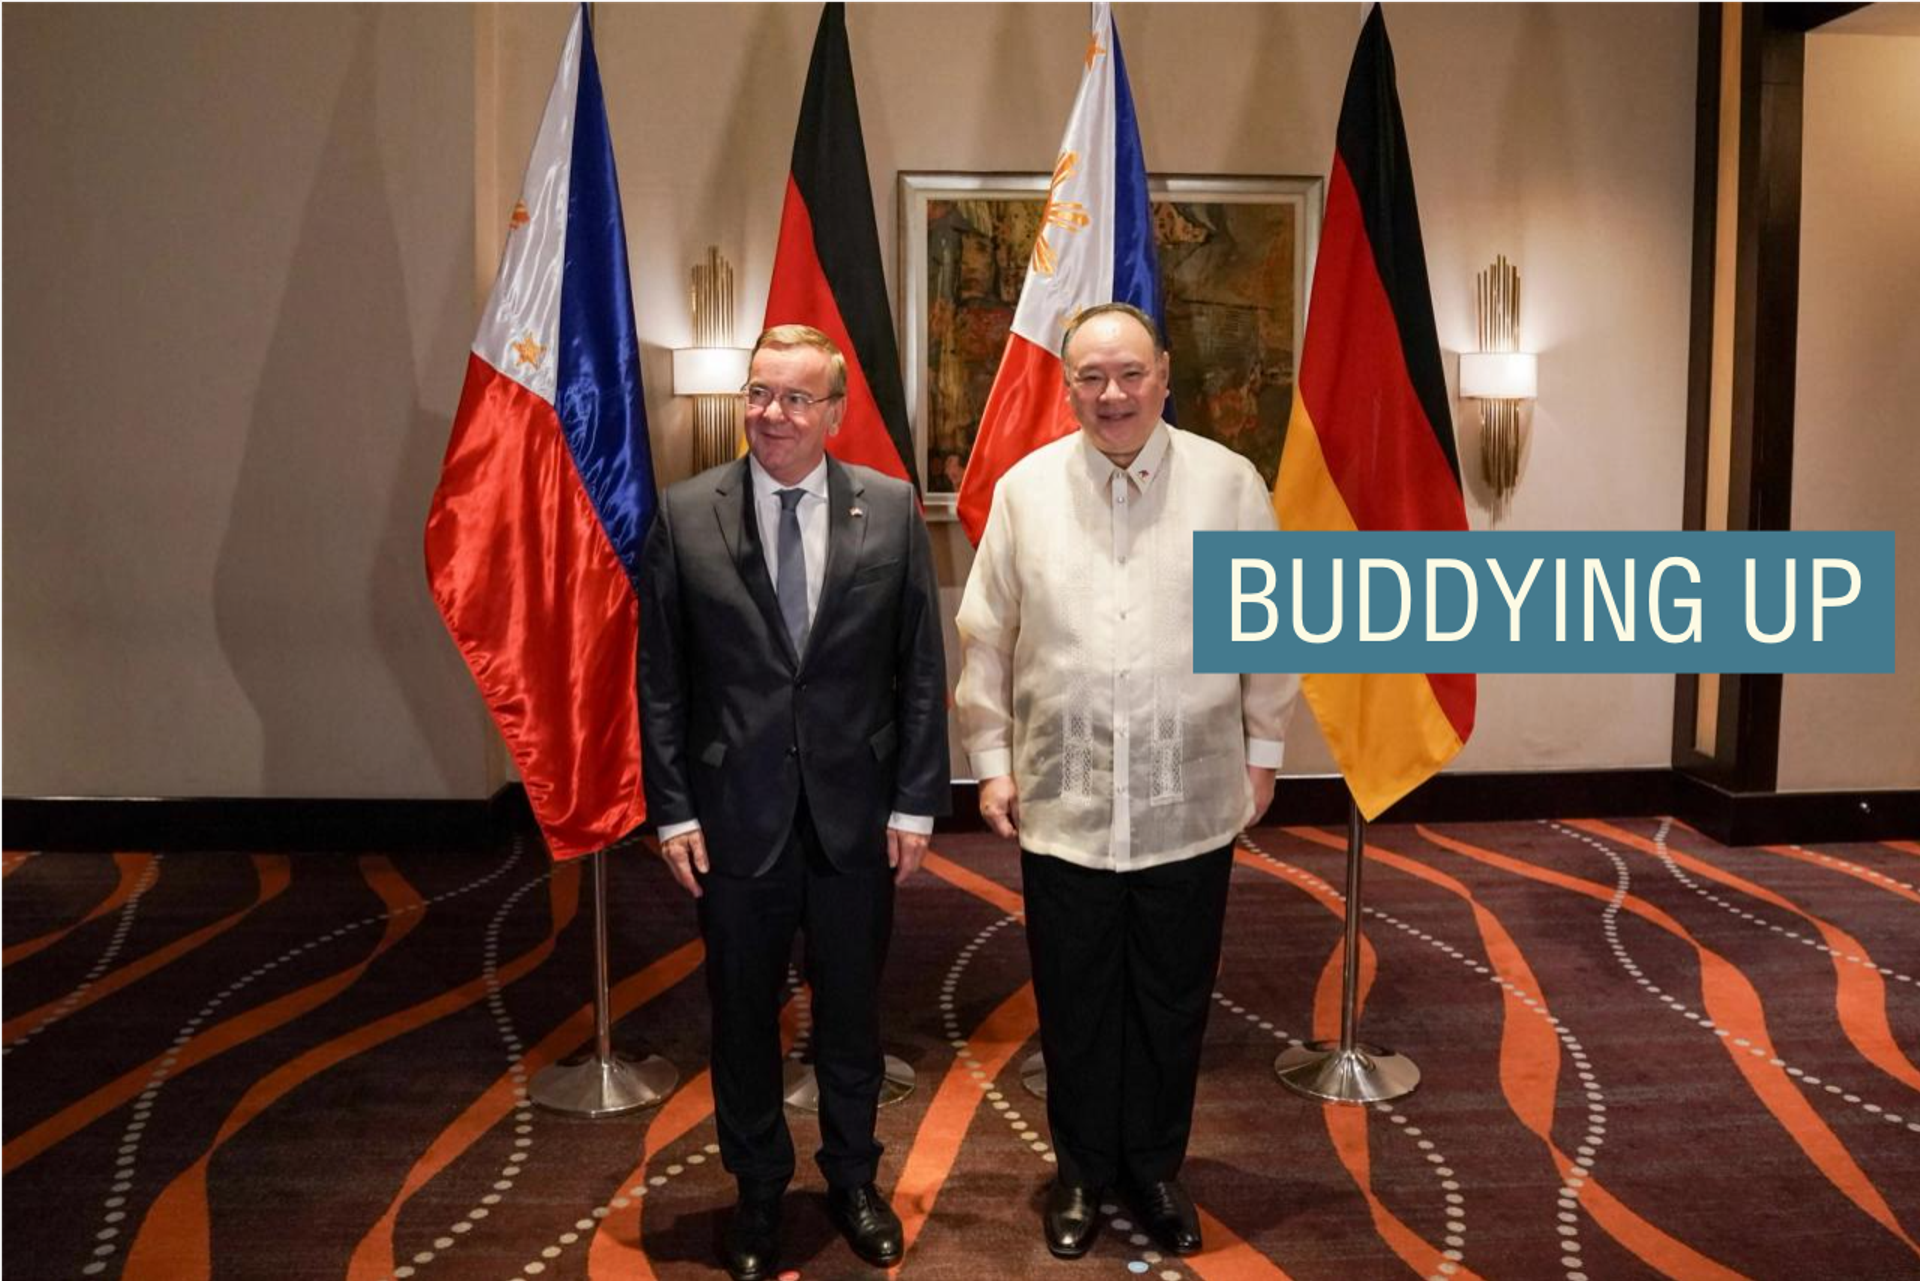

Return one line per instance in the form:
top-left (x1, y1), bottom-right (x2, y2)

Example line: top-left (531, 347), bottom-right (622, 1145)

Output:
top-left (956, 422), bottom-right (1301, 872)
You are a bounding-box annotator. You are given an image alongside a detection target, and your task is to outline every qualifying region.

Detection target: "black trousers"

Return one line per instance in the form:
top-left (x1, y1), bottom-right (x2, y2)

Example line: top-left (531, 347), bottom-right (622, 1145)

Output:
top-left (697, 798), bottom-right (895, 1194)
top-left (1022, 844), bottom-right (1233, 1191)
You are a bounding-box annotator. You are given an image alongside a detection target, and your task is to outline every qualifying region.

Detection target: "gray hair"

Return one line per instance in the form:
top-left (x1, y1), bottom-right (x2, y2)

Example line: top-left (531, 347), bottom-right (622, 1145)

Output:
top-left (1059, 302), bottom-right (1167, 364)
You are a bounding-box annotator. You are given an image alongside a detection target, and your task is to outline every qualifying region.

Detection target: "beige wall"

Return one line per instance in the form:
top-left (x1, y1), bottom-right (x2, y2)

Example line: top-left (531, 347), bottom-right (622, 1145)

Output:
top-left (1778, 32), bottom-right (1920, 792)
top-left (4, 4), bottom-right (486, 798)
top-left (7, 3), bottom-right (1706, 800)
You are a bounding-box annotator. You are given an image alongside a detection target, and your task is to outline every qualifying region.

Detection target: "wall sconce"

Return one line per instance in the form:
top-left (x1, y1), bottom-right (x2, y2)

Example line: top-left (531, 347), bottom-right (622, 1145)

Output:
top-left (1459, 351), bottom-right (1537, 400)
top-left (672, 347), bottom-right (751, 394)
top-left (673, 246), bottom-right (751, 473)
top-left (1460, 255), bottom-right (1537, 499)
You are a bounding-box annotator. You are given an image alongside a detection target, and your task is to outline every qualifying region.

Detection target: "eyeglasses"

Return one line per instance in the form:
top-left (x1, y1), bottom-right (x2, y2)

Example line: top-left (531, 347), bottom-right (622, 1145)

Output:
top-left (743, 384), bottom-right (843, 414)
top-left (1068, 368), bottom-right (1152, 394)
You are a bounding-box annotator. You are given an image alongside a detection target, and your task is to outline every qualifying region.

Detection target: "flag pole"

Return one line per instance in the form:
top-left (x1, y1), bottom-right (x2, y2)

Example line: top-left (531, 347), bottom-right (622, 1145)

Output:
top-left (529, 841), bottom-right (679, 1116)
top-left (1273, 797), bottom-right (1420, 1103)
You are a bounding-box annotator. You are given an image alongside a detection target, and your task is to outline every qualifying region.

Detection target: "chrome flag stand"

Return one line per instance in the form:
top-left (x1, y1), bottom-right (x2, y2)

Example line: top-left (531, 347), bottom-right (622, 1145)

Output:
top-left (530, 845), bottom-right (678, 1117)
top-left (1274, 799), bottom-right (1420, 1104)
top-left (783, 1055), bottom-right (918, 1112)
top-left (1020, 1051), bottom-right (1048, 1100)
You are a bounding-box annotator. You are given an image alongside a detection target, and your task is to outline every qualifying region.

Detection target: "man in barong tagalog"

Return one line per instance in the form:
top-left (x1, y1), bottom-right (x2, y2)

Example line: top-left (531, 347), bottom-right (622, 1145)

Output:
top-left (955, 302), bottom-right (1299, 1260)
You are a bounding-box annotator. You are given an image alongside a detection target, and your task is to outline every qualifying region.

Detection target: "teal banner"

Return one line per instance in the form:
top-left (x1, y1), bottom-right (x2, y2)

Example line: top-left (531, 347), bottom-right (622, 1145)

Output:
top-left (1194, 532), bottom-right (1895, 674)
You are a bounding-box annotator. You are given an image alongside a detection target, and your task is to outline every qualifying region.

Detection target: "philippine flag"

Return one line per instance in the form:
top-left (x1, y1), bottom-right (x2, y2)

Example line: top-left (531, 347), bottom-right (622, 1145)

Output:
top-left (425, 7), bottom-right (656, 861)
top-left (954, 1), bottom-right (1164, 544)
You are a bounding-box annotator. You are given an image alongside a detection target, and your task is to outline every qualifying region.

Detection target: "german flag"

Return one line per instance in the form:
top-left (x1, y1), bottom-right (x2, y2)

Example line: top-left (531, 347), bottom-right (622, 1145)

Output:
top-left (763, 3), bottom-right (917, 487)
top-left (1274, 4), bottom-right (1475, 820)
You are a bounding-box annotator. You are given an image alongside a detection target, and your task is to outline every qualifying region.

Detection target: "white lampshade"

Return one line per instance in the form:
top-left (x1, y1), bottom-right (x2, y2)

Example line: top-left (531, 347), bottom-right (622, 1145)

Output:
top-left (1458, 351), bottom-right (1537, 400)
top-left (672, 346), bottom-right (752, 396)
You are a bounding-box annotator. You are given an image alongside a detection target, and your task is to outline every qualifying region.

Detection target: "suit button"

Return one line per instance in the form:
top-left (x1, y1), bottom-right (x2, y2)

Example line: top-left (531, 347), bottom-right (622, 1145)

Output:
top-left (795, 680), bottom-right (807, 691)
top-left (786, 746), bottom-right (798, 758)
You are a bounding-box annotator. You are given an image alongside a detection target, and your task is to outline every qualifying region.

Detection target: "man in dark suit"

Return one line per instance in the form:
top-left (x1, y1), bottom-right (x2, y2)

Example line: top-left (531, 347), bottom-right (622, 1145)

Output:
top-left (639, 324), bottom-right (948, 1280)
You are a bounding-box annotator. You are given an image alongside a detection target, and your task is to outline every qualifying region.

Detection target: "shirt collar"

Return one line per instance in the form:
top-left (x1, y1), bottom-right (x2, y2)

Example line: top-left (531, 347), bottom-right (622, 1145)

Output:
top-left (1078, 420), bottom-right (1171, 492)
top-left (748, 454), bottom-right (829, 504)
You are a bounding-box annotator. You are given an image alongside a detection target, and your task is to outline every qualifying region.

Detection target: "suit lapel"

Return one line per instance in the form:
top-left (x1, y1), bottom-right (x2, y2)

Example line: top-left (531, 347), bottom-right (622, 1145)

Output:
top-left (804, 458), bottom-right (868, 672)
top-left (714, 460), bottom-right (800, 670)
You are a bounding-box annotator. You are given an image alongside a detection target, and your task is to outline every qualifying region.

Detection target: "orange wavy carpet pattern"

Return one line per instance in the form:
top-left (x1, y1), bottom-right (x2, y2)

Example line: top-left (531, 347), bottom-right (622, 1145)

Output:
top-left (3, 818), bottom-right (1916, 1279)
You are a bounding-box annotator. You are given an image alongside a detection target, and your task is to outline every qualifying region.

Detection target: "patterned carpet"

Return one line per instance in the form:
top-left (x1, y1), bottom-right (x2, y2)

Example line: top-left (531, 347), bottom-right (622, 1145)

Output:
top-left (4, 819), bottom-right (1917, 1279)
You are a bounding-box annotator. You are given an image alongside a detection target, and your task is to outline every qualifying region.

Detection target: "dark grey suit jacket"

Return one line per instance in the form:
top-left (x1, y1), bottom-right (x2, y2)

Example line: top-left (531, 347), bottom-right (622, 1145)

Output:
top-left (638, 456), bottom-right (949, 877)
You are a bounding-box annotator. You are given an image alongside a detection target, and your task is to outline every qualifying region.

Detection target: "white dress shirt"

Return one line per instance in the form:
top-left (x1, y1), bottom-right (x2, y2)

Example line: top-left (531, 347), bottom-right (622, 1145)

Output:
top-left (657, 456), bottom-right (931, 843)
top-left (955, 423), bottom-right (1299, 871)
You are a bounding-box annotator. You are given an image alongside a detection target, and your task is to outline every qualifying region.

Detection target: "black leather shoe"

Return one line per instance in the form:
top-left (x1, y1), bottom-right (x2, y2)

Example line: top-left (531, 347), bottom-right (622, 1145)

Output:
top-left (1131, 1179), bottom-right (1202, 1256)
top-left (1043, 1179), bottom-right (1101, 1259)
top-left (721, 1193), bottom-right (782, 1281)
top-left (827, 1182), bottom-right (904, 1268)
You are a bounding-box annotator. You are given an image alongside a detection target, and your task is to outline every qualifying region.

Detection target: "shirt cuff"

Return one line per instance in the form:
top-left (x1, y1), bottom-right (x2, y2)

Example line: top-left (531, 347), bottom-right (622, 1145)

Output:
top-left (969, 749), bottom-right (1013, 780)
top-left (1245, 738), bottom-right (1284, 770)
top-left (656, 818), bottom-right (702, 841)
top-left (887, 812), bottom-right (933, 835)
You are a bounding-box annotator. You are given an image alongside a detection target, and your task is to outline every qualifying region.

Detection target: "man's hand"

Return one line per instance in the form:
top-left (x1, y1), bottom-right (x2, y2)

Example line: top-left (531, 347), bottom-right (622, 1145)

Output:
top-left (1248, 766), bottom-right (1277, 827)
top-left (887, 826), bottom-right (930, 885)
top-left (658, 830), bottom-right (709, 898)
top-left (978, 775), bottom-right (1020, 840)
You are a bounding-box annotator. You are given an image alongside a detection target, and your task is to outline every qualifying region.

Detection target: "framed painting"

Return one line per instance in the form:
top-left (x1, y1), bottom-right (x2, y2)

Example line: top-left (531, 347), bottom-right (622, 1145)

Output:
top-left (898, 172), bottom-right (1323, 518)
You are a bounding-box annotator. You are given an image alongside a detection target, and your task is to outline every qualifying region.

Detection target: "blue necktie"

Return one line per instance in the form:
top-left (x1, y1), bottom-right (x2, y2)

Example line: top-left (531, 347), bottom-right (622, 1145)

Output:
top-left (775, 488), bottom-right (809, 654)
